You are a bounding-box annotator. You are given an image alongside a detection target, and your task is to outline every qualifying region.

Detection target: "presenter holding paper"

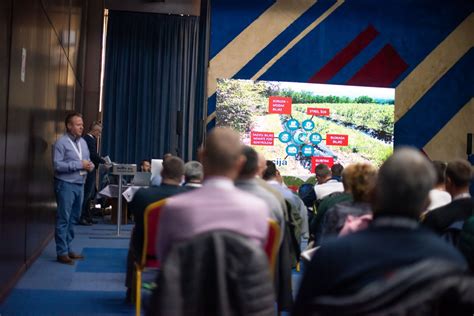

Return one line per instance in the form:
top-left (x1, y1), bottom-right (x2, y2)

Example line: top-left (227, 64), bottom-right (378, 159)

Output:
top-left (53, 112), bottom-right (94, 265)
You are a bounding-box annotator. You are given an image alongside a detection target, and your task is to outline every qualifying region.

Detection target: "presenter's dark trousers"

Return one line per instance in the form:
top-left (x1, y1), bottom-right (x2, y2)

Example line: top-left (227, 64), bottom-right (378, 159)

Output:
top-left (81, 171), bottom-right (96, 221)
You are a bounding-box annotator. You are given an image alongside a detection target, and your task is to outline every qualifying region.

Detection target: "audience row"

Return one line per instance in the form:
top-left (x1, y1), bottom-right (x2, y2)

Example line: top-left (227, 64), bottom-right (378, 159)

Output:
top-left (126, 127), bottom-right (473, 315)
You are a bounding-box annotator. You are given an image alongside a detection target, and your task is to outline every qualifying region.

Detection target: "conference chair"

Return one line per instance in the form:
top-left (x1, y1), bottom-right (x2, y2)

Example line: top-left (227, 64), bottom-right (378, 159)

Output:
top-left (134, 198), bottom-right (167, 316)
top-left (265, 219), bottom-right (281, 276)
top-left (147, 230), bottom-right (276, 316)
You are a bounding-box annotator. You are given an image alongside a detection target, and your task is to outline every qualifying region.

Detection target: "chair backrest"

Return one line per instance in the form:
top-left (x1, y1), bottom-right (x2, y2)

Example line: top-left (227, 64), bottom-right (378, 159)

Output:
top-left (264, 219), bottom-right (281, 274)
top-left (141, 199), bottom-right (167, 269)
top-left (148, 230), bottom-right (276, 316)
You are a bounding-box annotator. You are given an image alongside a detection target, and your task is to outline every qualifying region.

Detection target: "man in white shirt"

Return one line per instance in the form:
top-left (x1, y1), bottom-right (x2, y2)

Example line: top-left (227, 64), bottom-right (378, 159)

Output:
top-left (426, 161), bottom-right (451, 213)
top-left (423, 159), bottom-right (473, 234)
top-left (313, 163), bottom-right (344, 201)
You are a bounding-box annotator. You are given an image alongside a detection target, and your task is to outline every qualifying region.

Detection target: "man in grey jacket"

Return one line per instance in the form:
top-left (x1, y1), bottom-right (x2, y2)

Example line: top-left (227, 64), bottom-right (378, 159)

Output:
top-left (53, 112), bottom-right (94, 265)
top-left (235, 146), bottom-right (285, 241)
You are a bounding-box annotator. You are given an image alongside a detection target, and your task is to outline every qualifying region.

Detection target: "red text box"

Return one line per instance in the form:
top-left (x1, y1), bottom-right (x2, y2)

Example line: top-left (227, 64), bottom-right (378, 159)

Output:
top-left (307, 108), bottom-right (330, 116)
top-left (251, 131), bottom-right (274, 146)
top-left (326, 134), bottom-right (349, 146)
top-left (268, 96), bottom-right (292, 114)
top-left (311, 156), bottom-right (334, 172)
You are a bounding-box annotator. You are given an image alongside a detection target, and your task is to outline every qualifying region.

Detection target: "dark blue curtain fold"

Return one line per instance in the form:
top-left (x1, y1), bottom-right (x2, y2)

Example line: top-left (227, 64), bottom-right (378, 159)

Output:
top-left (192, 0), bottom-right (211, 157)
top-left (102, 11), bottom-right (200, 164)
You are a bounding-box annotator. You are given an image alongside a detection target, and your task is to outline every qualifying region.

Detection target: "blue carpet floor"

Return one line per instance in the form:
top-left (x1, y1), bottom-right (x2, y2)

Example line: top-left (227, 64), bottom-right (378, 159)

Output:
top-left (0, 223), bottom-right (135, 316)
top-left (2, 289), bottom-right (134, 316)
top-left (77, 248), bottom-right (129, 273)
top-left (0, 221), bottom-right (304, 316)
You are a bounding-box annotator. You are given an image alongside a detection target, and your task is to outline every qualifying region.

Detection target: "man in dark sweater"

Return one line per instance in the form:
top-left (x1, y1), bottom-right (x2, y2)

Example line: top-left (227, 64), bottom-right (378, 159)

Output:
top-left (79, 121), bottom-right (106, 225)
top-left (129, 156), bottom-right (188, 257)
top-left (125, 156), bottom-right (188, 297)
top-left (293, 148), bottom-right (467, 316)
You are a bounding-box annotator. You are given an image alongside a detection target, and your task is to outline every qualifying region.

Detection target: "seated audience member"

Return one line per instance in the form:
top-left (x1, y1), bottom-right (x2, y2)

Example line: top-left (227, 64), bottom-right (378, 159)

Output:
top-left (423, 159), bottom-right (473, 234)
top-left (331, 163), bottom-right (344, 182)
top-left (298, 183), bottom-right (317, 228)
top-left (298, 183), bottom-right (317, 209)
top-left (149, 230), bottom-right (276, 316)
top-left (255, 153), bottom-right (294, 310)
top-left (235, 146), bottom-right (285, 239)
top-left (125, 156), bottom-right (188, 298)
top-left (183, 160), bottom-right (203, 189)
top-left (293, 148), bottom-right (468, 316)
top-left (264, 161), bottom-right (307, 239)
top-left (150, 153), bottom-right (173, 186)
top-left (139, 159), bottom-right (151, 172)
top-left (313, 164), bottom-right (344, 201)
top-left (156, 128), bottom-right (271, 262)
top-left (256, 153), bottom-right (289, 220)
top-left (424, 160), bottom-right (451, 215)
top-left (320, 163), bottom-right (377, 241)
top-left (310, 179), bottom-right (352, 244)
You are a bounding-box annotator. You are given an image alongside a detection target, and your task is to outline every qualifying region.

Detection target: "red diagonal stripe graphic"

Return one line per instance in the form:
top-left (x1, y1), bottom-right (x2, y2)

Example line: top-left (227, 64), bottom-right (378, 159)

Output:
top-left (308, 25), bottom-right (379, 83)
top-left (347, 44), bottom-right (408, 87)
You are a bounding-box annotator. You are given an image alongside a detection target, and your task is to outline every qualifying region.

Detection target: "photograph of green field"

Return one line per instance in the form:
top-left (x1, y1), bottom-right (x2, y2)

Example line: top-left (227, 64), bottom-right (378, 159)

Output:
top-left (216, 79), bottom-right (395, 178)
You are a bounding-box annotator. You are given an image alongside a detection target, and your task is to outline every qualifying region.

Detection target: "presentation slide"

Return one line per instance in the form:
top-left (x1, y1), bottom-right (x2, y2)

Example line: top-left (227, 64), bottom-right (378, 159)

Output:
top-left (216, 79), bottom-right (395, 178)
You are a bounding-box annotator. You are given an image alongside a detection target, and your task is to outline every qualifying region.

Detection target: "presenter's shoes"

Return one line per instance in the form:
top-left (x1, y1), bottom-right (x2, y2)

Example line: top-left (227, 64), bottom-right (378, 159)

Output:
top-left (57, 255), bottom-right (74, 265)
top-left (68, 252), bottom-right (85, 260)
top-left (78, 218), bottom-right (92, 226)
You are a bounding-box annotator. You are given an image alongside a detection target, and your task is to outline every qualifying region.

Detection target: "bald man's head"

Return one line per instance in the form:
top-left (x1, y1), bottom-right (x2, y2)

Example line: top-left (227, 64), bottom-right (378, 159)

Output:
top-left (373, 147), bottom-right (436, 219)
top-left (201, 128), bottom-right (244, 179)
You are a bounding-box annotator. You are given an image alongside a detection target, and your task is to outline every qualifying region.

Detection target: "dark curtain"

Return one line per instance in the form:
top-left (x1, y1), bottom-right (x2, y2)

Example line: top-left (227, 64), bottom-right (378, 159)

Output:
top-left (192, 0), bottom-right (210, 157)
top-left (102, 11), bottom-right (200, 164)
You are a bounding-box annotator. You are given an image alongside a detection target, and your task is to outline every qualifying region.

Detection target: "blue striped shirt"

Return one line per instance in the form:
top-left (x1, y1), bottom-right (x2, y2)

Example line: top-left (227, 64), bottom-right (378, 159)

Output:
top-left (53, 133), bottom-right (91, 184)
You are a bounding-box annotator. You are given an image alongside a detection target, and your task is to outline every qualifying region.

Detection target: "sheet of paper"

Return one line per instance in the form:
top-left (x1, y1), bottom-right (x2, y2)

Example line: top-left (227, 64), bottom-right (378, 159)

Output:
top-left (123, 186), bottom-right (144, 202)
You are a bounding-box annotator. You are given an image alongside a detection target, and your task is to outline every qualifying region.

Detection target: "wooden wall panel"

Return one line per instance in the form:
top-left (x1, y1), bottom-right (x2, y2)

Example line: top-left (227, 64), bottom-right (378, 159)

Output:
top-left (0, 0), bottom-right (12, 299)
top-left (0, 0), bottom-right (91, 302)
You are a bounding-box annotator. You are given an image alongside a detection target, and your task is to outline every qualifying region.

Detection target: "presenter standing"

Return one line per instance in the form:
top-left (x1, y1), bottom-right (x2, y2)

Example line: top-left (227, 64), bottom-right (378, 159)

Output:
top-left (53, 112), bottom-right (94, 265)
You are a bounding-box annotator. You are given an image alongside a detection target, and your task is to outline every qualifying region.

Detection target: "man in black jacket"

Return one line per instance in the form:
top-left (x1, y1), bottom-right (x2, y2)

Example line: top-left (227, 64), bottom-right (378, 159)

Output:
top-left (125, 156), bottom-right (188, 299)
top-left (423, 159), bottom-right (473, 234)
top-left (79, 121), bottom-right (105, 225)
top-left (293, 148), bottom-right (468, 316)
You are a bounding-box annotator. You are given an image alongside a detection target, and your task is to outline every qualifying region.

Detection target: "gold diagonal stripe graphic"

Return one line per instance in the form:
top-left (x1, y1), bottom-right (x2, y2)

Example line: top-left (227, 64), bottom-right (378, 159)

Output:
top-left (423, 98), bottom-right (474, 161)
top-left (207, 0), bottom-right (317, 98)
top-left (207, 0), bottom-right (345, 125)
top-left (252, 0), bottom-right (345, 80)
top-left (207, 111), bottom-right (217, 124)
top-left (395, 13), bottom-right (474, 122)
